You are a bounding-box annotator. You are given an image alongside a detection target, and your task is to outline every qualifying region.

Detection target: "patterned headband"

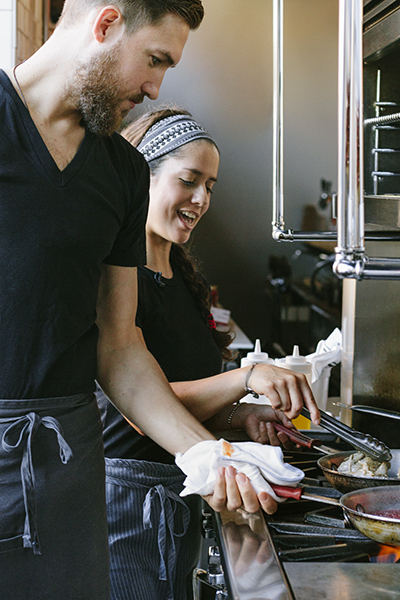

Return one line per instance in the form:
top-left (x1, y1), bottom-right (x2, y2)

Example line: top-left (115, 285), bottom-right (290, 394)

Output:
top-left (137, 114), bottom-right (216, 163)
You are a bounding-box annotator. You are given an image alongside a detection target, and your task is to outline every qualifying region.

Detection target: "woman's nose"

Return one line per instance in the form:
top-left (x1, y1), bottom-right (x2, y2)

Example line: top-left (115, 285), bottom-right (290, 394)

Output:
top-left (192, 186), bottom-right (209, 208)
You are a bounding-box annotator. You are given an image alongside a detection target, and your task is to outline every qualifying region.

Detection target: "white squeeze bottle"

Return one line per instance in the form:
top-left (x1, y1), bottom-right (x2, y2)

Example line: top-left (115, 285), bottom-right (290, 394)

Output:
top-left (240, 339), bottom-right (274, 368)
top-left (240, 340), bottom-right (273, 404)
top-left (278, 345), bottom-right (312, 385)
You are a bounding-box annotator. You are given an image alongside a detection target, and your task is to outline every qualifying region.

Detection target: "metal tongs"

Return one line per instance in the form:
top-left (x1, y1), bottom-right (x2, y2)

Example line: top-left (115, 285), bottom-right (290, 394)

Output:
top-left (300, 407), bottom-right (392, 462)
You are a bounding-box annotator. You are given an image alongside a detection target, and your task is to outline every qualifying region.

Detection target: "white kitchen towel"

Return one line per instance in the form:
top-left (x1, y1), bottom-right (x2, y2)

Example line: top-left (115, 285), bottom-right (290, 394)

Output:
top-left (175, 439), bottom-right (304, 503)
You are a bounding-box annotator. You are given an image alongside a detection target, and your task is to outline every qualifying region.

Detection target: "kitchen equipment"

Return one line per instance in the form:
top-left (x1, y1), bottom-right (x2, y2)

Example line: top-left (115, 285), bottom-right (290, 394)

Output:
top-left (333, 403), bottom-right (400, 421)
top-left (202, 443), bottom-right (400, 600)
top-left (317, 450), bottom-right (400, 493)
top-left (270, 483), bottom-right (400, 547)
top-left (300, 407), bottom-right (392, 462)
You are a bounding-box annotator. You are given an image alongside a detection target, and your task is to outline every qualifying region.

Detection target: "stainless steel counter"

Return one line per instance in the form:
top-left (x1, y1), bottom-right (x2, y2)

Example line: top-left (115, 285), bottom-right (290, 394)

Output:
top-left (285, 563), bottom-right (400, 600)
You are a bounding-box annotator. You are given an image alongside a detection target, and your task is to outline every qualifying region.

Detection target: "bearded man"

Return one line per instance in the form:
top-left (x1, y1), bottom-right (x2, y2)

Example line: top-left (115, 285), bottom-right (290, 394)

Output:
top-left (0, 1), bottom-right (282, 598)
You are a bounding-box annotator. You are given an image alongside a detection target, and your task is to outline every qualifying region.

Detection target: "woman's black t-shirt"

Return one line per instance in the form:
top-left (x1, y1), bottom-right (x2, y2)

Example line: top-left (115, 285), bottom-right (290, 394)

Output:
top-left (99, 265), bottom-right (223, 464)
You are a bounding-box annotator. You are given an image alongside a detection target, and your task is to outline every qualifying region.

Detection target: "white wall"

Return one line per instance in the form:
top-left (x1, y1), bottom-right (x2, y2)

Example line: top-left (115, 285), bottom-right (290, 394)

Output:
top-left (0, 0), bottom-right (15, 69)
top-left (129, 0), bottom-right (339, 343)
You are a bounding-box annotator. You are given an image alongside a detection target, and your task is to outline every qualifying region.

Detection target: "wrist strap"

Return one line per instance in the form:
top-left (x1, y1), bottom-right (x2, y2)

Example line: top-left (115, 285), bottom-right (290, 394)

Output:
top-left (244, 363), bottom-right (259, 399)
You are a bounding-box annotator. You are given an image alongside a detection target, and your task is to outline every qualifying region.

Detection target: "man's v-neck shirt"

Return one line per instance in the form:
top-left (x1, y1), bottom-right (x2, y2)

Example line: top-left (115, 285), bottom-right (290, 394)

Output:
top-left (0, 70), bottom-right (149, 398)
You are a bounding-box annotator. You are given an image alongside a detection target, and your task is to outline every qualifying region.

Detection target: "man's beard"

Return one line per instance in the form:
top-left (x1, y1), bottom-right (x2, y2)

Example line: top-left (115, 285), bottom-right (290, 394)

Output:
top-left (68, 45), bottom-right (133, 136)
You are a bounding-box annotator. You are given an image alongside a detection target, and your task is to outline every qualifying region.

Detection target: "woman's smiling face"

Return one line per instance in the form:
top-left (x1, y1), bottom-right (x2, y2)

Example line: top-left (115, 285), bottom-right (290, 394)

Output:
top-left (146, 140), bottom-right (220, 246)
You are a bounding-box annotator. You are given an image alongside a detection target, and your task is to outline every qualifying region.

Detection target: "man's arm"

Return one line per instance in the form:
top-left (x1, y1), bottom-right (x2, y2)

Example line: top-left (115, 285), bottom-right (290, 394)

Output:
top-left (95, 264), bottom-right (279, 514)
top-left (96, 264), bottom-right (215, 455)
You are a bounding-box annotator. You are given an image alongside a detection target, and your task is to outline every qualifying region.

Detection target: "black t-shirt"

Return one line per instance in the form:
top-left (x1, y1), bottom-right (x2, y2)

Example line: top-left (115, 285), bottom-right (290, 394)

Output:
top-left (99, 265), bottom-right (223, 463)
top-left (0, 70), bottom-right (149, 398)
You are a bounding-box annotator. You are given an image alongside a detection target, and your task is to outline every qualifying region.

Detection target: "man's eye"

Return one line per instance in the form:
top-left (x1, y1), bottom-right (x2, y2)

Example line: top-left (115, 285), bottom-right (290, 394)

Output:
top-left (151, 56), bottom-right (162, 66)
top-left (180, 179), bottom-right (194, 186)
top-left (206, 186), bottom-right (214, 194)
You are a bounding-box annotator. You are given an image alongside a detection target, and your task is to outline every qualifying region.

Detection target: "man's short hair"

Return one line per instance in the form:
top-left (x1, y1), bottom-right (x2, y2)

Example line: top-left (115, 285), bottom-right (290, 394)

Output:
top-left (58, 0), bottom-right (204, 32)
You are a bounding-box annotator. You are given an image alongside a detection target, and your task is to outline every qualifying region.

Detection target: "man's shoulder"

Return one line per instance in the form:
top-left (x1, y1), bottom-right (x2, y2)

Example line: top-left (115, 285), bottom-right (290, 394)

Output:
top-left (108, 131), bottom-right (146, 164)
top-left (97, 131), bottom-right (149, 191)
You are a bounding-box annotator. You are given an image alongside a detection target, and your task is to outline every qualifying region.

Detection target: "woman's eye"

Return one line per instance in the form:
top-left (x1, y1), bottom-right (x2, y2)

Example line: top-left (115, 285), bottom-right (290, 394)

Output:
top-left (180, 179), bottom-right (194, 187)
top-left (151, 56), bottom-right (161, 66)
top-left (206, 187), bottom-right (214, 195)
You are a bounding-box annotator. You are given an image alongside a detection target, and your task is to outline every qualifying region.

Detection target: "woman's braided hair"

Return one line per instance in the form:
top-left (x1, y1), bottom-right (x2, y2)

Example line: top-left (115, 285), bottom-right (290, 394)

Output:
top-left (121, 107), bottom-right (234, 360)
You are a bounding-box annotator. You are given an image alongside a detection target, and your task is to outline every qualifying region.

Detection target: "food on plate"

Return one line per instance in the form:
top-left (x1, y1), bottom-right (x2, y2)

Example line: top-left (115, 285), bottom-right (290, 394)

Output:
top-left (337, 452), bottom-right (393, 478)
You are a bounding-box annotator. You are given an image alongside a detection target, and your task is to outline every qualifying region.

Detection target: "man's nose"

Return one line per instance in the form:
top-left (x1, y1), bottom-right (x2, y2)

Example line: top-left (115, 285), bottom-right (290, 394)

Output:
top-left (142, 75), bottom-right (164, 101)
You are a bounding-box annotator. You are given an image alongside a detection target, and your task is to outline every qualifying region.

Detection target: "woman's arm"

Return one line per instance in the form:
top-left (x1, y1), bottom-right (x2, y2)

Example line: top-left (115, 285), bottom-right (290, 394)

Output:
top-left (171, 363), bottom-right (320, 424)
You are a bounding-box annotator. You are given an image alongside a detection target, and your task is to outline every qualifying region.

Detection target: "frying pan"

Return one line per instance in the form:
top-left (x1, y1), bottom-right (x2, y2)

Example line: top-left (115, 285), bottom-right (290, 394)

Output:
top-left (271, 483), bottom-right (400, 547)
top-left (271, 423), bottom-right (400, 493)
top-left (317, 450), bottom-right (400, 493)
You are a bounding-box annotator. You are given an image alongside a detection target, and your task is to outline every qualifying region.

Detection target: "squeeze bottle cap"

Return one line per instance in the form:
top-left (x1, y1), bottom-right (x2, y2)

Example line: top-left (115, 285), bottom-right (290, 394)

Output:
top-left (285, 345), bottom-right (307, 365)
top-left (240, 339), bottom-right (274, 367)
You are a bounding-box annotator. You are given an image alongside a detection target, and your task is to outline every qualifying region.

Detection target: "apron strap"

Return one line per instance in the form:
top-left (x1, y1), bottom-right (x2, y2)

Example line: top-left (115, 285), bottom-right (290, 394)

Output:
top-left (143, 484), bottom-right (190, 600)
top-left (0, 412), bottom-right (73, 555)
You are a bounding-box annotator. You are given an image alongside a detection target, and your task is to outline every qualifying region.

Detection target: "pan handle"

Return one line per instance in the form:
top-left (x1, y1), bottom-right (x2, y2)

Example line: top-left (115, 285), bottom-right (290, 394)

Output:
top-left (270, 483), bottom-right (340, 506)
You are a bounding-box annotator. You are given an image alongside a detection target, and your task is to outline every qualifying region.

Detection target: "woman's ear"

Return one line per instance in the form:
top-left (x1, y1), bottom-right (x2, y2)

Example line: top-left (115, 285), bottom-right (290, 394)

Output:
top-left (92, 6), bottom-right (123, 43)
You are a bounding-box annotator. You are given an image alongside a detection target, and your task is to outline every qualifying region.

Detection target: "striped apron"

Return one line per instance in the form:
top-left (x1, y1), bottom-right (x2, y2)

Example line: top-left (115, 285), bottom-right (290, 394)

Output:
top-left (105, 458), bottom-right (202, 600)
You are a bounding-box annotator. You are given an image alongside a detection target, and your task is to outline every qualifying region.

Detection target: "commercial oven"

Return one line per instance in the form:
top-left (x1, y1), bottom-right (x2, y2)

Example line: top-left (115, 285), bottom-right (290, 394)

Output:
top-left (194, 2), bottom-right (400, 598)
top-left (272, 0), bottom-right (400, 447)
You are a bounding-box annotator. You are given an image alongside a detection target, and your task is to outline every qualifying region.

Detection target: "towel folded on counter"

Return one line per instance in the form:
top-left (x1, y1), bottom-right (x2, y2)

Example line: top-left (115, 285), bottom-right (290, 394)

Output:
top-left (175, 438), bottom-right (304, 503)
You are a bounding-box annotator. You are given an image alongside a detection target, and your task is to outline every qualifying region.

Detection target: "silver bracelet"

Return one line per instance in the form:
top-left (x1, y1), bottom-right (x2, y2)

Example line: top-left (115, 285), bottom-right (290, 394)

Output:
top-left (244, 363), bottom-right (259, 399)
top-left (227, 403), bottom-right (242, 431)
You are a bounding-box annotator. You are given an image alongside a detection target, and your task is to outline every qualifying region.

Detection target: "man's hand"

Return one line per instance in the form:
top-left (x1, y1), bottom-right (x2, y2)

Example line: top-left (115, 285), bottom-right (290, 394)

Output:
top-left (202, 466), bottom-right (277, 515)
top-left (228, 403), bottom-right (297, 448)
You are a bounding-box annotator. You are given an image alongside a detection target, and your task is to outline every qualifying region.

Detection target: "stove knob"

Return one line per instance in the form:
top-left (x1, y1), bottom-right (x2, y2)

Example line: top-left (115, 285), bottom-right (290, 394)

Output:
top-left (202, 509), bottom-right (215, 539)
top-left (207, 546), bottom-right (225, 587)
top-left (208, 564), bottom-right (225, 587)
top-left (215, 590), bottom-right (228, 599)
top-left (208, 545), bottom-right (221, 564)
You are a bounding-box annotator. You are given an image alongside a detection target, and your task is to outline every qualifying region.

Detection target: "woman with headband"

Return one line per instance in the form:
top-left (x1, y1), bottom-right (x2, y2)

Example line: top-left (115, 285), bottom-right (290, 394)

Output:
top-left (97, 108), bottom-right (319, 600)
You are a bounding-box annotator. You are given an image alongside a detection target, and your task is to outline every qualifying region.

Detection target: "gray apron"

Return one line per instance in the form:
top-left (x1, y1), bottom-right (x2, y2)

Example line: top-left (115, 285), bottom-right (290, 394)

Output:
top-left (0, 393), bottom-right (110, 600)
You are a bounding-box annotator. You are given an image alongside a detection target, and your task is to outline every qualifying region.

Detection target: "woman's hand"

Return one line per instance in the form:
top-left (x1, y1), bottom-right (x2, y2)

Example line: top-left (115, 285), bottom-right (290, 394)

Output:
top-left (229, 403), bottom-right (297, 448)
top-left (202, 466), bottom-right (277, 515)
top-left (243, 364), bottom-right (320, 425)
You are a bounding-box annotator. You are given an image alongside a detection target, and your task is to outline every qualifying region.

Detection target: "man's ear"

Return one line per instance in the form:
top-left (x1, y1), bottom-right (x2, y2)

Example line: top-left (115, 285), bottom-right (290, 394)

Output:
top-left (92, 5), bottom-right (123, 43)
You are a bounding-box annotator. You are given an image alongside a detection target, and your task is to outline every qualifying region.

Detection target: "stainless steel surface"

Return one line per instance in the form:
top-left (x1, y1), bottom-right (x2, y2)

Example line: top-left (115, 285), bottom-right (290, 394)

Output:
top-left (331, 0), bottom-right (400, 279)
top-left (335, 0), bottom-right (364, 258)
top-left (271, 0), bottom-right (400, 246)
top-left (334, 403), bottom-right (400, 420)
top-left (340, 240), bottom-right (400, 449)
top-left (214, 509), bottom-right (295, 600)
top-left (364, 1), bottom-right (400, 61)
top-left (365, 196), bottom-right (400, 229)
top-left (271, 0), bottom-right (338, 243)
top-left (285, 563), bottom-right (400, 600)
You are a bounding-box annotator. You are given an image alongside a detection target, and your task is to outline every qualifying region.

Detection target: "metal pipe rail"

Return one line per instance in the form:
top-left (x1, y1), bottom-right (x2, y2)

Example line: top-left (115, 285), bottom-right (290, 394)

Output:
top-left (333, 0), bottom-right (400, 279)
top-left (272, 0), bottom-right (400, 275)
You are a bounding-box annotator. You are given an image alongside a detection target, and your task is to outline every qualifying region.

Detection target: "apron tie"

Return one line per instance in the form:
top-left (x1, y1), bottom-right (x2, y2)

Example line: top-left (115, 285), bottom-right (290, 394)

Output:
top-left (143, 484), bottom-right (190, 600)
top-left (1, 412), bottom-right (73, 555)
